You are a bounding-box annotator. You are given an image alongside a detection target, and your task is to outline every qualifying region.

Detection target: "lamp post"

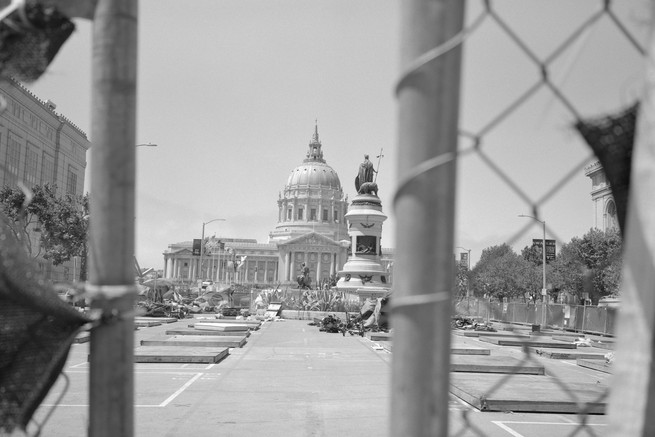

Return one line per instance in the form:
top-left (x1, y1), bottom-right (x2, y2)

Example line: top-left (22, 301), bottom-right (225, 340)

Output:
top-left (199, 218), bottom-right (225, 281)
top-left (519, 214), bottom-right (547, 326)
top-left (456, 246), bottom-right (471, 297)
top-left (134, 143), bottom-right (158, 276)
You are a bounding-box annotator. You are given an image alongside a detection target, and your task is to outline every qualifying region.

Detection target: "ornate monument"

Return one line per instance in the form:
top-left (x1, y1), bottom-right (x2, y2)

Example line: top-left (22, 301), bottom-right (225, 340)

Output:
top-left (336, 150), bottom-right (392, 301)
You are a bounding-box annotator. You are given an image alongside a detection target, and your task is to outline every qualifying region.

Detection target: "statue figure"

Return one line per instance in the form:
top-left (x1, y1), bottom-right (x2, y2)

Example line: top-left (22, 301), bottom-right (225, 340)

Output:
top-left (358, 182), bottom-right (378, 196)
top-left (355, 154), bottom-right (377, 193)
top-left (296, 262), bottom-right (312, 289)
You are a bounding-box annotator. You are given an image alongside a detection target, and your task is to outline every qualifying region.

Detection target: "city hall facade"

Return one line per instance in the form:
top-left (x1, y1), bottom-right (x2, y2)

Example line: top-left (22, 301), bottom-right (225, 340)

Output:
top-left (162, 126), bottom-right (392, 286)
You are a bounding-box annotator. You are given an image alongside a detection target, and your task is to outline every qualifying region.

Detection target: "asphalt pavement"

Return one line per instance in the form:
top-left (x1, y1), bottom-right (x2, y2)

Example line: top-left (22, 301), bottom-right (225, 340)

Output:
top-left (28, 318), bottom-right (610, 437)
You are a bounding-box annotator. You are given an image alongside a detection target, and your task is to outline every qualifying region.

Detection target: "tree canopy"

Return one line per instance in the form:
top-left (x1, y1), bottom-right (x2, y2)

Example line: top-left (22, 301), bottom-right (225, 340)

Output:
top-left (0, 184), bottom-right (89, 280)
top-left (467, 229), bottom-right (622, 304)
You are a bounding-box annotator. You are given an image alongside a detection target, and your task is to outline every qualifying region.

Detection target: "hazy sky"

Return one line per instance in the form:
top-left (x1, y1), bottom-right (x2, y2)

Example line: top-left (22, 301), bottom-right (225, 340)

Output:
top-left (26, 0), bottom-right (649, 271)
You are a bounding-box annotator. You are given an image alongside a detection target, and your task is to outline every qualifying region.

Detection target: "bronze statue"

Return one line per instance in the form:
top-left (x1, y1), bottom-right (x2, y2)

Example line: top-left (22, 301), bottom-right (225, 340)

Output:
top-left (296, 262), bottom-right (312, 289)
top-left (355, 154), bottom-right (378, 194)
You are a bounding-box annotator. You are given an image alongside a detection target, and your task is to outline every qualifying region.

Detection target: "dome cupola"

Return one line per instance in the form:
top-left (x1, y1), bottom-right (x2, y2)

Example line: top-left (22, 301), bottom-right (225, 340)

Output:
top-left (285, 123), bottom-right (342, 190)
top-left (269, 122), bottom-right (348, 242)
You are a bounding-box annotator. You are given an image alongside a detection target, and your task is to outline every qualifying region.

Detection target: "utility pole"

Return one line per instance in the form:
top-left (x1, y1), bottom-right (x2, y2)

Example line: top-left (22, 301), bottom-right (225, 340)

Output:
top-left (199, 218), bottom-right (225, 281)
top-left (519, 214), bottom-right (547, 326)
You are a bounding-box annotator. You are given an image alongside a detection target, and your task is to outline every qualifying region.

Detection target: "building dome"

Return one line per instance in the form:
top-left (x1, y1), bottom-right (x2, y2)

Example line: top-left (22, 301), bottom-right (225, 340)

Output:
top-left (286, 161), bottom-right (342, 190)
top-left (285, 128), bottom-right (342, 190)
top-left (269, 123), bottom-right (349, 242)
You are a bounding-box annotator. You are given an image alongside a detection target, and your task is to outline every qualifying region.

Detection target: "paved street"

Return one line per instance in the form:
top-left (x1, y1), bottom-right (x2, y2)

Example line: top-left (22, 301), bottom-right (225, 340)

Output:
top-left (29, 319), bottom-right (610, 436)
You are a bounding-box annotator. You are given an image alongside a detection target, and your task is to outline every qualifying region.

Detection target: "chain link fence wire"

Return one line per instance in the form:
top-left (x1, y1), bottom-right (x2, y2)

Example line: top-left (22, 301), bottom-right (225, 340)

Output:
top-left (0, 0), bottom-right (647, 435)
top-left (434, 1), bottom-right (646, 435)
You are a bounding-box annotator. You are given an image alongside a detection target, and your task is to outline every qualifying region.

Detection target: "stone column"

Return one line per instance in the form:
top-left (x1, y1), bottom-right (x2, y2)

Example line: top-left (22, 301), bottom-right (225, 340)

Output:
top-left (285, 252), bottom-right (291, 281)
top-left (330, 252), bottom-right (335, 276)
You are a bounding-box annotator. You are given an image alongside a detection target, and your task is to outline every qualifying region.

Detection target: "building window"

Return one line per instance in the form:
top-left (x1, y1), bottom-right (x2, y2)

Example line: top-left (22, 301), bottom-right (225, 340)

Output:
top-left (322, 209), bottom-right (328, 221)
top-left (24, 145), bottom-right (39, 187)
top-left (287, 208), bottom-right (292, 220)
top-left (310, 208), bottom-right (317, 221)
top-left (5, 133), bottom-right (20, 187)
top-left (333, 209), bottom-right (339, 222)
top-left (66, 166), bottom-right (78, 195)
top-left (297, 208), bottom-right (303, 220)
top-left (41, 152), bottom-right (54, 185)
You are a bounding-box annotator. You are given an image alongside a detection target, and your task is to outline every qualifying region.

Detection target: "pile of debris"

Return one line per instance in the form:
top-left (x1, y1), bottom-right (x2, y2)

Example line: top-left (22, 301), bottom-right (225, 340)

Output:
top-left (451, 315), bottom-right (496, 332)
top-left (314, 295), bottom-right (391, 336)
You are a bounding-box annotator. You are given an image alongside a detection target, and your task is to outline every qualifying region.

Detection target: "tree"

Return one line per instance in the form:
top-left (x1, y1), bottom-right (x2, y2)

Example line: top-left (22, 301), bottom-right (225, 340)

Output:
top-left (521, 244), bottom-right (543, 266)
top-left (471, 244), bottom-right (538, 301)
top-left (0, 184), bottom-right (58, 258)
top-left (0, 184), bottom-right (89, 280)
top-left (549, 228), bottom-right (622, 304)
top-left (41, 192), bottom-right (89, 280)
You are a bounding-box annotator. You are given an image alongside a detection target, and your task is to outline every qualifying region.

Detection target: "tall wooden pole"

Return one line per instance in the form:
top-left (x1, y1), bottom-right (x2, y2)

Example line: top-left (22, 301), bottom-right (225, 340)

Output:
top-left (87, 0), bottom-right (138, 435)
top-left (391, 0), bottom-right (465, 435)
top-left (607, 2), bottom-right (655, 433)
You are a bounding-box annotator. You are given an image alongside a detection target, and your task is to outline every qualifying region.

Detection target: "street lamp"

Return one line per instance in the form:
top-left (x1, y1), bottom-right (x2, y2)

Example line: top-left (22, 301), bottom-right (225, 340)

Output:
top-left (518, 214), bottom-right (546, 293)
top-left (519, 214), bottom-right (547, 326)
top-left (199, 218), bottom-right (225, 281)
top-left (456, 246), bottom-right (471, 297)
top-left (134, 143), bottom-right (158, 277)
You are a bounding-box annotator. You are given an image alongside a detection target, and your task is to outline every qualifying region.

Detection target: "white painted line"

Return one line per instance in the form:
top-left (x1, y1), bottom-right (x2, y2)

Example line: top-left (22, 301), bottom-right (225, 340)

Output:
top-left (498, 421), bottom-right (607, 426)
top-left (205, 363), bottom-right (215, 370)
top-left (157, 373), bottom-right (203, 407)
top-left (492, 421), bottom-right (525, 437)
top-left (493, 421), bottom-right (607, 436)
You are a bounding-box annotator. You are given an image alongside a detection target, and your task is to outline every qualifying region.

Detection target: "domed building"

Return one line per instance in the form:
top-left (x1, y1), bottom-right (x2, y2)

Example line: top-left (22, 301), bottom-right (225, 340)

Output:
top-left (163, 124), bottom-right (351, 288)
top-left (268, 124), bottom-right (351, 286)
top-left (270, 124), bottom-right (349, 243)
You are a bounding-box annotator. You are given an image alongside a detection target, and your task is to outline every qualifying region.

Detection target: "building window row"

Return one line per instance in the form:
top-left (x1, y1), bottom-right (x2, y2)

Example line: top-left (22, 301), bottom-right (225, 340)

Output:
top-left (285, 206), bottom-right (343, 223)
top-left (24, 144), bottom-right (39, 186)
top-left (41, 152), bottom-right (54, 185)
top-left (66, 166), bottom-right (78, 195)
top-left (5, 133), bottom-right (20, 187)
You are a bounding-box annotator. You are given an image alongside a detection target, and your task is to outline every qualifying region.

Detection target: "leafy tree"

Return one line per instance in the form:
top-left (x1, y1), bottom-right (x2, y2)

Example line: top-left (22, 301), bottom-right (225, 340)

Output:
top-left (0, 184), bottom-right (58, 258)
top-left (549, 228), bottom-right (622, 304)
top-left (521, 244), bottom-right (543, 266)
top-left (41, 192), bottom-right (89, 280)
top-left (0, 184), bottom-right (89, 280)
top-left (471, 244), bottom-right (539, 301)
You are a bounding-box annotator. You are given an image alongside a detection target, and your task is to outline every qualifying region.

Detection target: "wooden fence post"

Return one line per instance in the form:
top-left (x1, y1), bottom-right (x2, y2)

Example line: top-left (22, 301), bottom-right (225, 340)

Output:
top-left (87, 0), bottom-right (138, 435)
top-left (390, 0), bottom-right (465, 435)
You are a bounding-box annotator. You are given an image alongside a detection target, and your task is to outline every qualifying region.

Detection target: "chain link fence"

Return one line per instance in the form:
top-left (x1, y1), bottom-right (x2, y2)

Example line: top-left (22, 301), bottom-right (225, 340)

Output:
top-left (440, 1), bottom-right (645, 435)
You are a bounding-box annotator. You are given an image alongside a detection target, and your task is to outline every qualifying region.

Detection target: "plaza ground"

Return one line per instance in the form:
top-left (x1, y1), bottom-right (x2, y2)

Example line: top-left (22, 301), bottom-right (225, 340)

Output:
top-left (29, 318), bottom-right (610, 436)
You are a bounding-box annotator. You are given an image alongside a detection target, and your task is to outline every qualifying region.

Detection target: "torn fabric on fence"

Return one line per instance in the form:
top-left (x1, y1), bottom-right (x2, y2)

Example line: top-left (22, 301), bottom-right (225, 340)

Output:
top-left (575, 103), bottom-right (637, 235)
top-left (0, 212), bottom-right (89, 433)
top-left (0, 0), bottom-right (75, 82)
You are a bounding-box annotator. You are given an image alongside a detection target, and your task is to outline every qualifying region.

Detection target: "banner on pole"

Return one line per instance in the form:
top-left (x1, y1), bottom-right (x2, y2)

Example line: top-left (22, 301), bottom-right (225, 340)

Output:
top-left (192, 239), bottom-right (201, 256)
top-left (532, 239), bottom-right (556, 262)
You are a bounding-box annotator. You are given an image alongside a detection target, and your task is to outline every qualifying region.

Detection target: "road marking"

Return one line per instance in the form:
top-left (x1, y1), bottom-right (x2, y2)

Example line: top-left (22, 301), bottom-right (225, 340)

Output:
top-left (492, 422), bottom-right (525, 437)
top-left (156, 373), bottom-right (203, 407)
top-left (41, 372), bottom-right (205, 408)
top-left (492, 421), bottom-right (607, 436)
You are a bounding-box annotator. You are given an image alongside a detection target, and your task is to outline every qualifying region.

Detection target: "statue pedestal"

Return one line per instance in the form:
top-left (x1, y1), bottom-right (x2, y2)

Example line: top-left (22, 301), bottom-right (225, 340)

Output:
top-left (335, 193), bottom-right (391, 300)
top-left (356, 286), bottom-right (390, 303)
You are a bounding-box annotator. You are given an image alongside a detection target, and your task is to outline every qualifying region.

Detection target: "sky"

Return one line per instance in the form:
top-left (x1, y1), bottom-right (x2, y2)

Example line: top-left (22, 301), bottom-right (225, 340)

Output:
top-left (25, 0), bottom-right (650, 271)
